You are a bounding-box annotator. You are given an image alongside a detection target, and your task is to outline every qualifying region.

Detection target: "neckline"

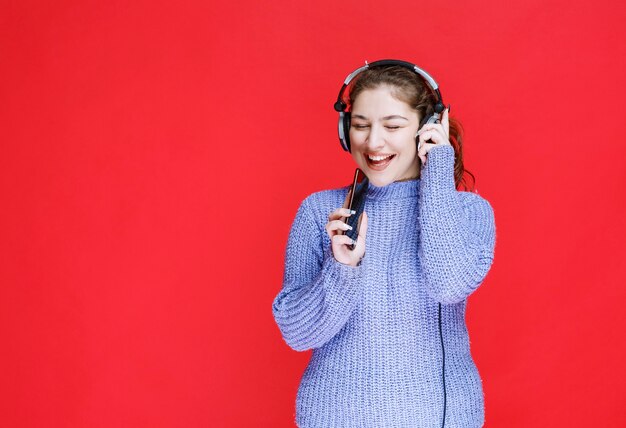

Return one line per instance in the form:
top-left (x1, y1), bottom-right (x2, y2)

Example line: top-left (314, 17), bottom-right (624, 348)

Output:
top-left (365, 178), bottom-right (420, 200)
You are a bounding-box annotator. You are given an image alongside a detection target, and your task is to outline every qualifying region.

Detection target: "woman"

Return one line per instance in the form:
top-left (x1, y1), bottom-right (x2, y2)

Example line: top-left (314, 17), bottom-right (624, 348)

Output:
top-left (271, 61), bottom-right (496, 427)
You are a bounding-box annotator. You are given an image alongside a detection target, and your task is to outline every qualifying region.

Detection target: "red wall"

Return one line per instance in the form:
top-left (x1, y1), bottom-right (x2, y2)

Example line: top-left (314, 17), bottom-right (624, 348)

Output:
top-left (1, 0), bottom-right (625, 426)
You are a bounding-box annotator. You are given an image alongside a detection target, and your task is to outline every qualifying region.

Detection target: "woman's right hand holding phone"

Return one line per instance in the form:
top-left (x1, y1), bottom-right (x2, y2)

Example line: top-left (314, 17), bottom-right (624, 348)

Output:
top-left (325, 208), bottom-right (368, 267)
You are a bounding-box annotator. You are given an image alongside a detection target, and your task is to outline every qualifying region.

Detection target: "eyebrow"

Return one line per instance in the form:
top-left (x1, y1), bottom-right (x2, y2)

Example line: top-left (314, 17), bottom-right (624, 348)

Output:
top-left (352, 114), bottom-right (409, 121)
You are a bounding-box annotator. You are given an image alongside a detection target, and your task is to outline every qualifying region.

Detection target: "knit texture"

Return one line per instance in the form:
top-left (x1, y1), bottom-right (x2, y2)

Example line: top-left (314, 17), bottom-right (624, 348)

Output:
top-left (272, 145), bottom-right (496, 428)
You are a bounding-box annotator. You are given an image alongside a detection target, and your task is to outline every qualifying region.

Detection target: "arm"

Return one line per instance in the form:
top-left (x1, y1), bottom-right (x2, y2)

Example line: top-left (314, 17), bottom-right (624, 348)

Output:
top-left (272, 196), bottom-right (366, 351)
top-left (418, 145), bottom-right (496, 304)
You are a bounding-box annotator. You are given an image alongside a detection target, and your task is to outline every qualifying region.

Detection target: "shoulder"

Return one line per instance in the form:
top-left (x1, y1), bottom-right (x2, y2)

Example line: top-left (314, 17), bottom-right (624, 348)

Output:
top-left (457, 189), bottom-right (491, 206)
top-left (457, 190), bottom-right (495, 220)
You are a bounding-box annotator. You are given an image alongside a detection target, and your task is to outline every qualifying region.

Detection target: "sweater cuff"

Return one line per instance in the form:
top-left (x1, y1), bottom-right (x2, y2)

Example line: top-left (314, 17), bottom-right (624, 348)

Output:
top-left (321, 245), bottom-right (366, 282)
top-left (422, 144), bottom-right (456, 194)
top-left (319, 245), bottom-right (366, 308)
top-left (312, 246), bottom-right (365, 335)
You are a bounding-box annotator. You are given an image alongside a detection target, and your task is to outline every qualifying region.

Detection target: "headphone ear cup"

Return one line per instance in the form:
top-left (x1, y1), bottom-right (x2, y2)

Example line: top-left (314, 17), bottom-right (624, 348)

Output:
top-left (338, 111), bottom-right (353, 152)
top-left (343, 112), bottom-right (352, 152)
top-left (418, 114), bottom-right (431, 130)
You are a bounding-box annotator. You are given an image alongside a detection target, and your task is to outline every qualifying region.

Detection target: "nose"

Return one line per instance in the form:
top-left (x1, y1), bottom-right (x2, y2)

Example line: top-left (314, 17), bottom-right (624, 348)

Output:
top-left (366, 124), bottom-right (385, 151)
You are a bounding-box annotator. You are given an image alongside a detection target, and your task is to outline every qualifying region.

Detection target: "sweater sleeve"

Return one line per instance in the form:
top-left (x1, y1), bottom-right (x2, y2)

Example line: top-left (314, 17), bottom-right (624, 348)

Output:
top-left (418, 144), bottom-right (496, 304)
top-left (272, 196), bottom-right (366, 352)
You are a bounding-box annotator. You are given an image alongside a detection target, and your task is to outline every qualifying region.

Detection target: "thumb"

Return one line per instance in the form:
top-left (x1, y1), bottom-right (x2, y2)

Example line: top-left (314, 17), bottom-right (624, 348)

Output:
top-left (359, 211), bottom-right (368, 239)
top-left (442, 107), bottom-right (450, 139)
top-left (355, 211), bottom-right (368, 255)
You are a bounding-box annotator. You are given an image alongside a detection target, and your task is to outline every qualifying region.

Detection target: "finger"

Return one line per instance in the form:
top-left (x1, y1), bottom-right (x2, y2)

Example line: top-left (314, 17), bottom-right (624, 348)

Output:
top-left (332, 233), bottom-right (355, 247)
top-left (328, 207), bottom-right (354, 221)
top-left (417, 131), bottom-right (442, 167)
top-left (418, 140), bottom-right (429, 163)
top-left (421, 122), bottom-right (445, 132)
top-left (325, 219), bottom-right (353, 236)
top-left (418, 130), bottom-right (446, 147)
top-left (419, 123), bottom-right (447, 139)
top-left (442, 107), bottom-right (450, 139)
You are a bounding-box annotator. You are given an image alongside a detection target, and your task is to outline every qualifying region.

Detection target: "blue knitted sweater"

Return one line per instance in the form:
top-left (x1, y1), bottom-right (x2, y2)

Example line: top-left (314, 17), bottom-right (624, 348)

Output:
top-left (272, 145), bottom-right (496, 427)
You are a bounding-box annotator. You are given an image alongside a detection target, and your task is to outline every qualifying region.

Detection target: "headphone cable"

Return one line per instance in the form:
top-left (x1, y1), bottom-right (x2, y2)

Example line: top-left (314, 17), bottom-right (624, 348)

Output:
top-left (439, 302), bottom-right (447, 427)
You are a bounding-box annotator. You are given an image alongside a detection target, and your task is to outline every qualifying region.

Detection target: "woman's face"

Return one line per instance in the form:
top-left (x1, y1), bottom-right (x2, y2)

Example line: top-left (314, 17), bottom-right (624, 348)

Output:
top-left (349, 85), bottom-right (421, 187)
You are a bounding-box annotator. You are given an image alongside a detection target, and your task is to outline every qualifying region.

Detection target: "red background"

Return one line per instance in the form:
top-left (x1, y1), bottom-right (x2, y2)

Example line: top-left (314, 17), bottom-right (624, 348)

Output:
top-left (2, 0), bottom-right (625, 427)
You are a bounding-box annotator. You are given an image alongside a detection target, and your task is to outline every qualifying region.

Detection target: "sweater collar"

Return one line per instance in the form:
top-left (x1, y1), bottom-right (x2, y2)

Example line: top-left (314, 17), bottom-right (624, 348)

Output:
top-left (365, 178), bottom-right (420, 200)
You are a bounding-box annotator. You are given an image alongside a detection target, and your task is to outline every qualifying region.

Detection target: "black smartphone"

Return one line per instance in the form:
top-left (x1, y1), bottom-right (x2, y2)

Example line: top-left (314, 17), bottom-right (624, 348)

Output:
top-left (340, 168), bottom-right (369, 251)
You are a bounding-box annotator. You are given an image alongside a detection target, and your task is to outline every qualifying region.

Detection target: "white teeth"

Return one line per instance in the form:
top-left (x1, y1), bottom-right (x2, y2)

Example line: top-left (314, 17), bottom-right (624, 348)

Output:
top-left (368, 154), bottom-right (393, 161)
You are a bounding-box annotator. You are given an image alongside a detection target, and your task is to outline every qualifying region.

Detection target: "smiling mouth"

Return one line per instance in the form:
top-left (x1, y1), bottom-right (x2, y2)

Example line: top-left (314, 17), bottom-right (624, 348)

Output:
top-left (365, 153), bottom-right (396, 170)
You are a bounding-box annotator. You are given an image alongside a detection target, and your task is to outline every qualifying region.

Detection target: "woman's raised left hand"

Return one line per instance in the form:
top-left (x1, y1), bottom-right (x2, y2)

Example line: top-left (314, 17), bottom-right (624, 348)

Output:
top-left (417, 107), bottom-right (451, 167)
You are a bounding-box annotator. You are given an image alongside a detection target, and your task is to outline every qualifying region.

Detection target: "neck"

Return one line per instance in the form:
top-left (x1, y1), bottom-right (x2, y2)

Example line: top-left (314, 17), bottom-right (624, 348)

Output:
top-left (365, 178), bottom-right (420, 200)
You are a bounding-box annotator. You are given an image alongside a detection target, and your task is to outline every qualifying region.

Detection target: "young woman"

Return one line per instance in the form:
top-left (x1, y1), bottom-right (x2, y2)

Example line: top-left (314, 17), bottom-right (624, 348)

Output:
top-left (272, 60), bottom-right (496, 427)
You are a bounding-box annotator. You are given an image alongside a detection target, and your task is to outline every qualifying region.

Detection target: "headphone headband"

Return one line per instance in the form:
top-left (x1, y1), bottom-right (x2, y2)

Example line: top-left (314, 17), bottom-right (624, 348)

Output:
top-left (334, 59), bottom-right (445, 152)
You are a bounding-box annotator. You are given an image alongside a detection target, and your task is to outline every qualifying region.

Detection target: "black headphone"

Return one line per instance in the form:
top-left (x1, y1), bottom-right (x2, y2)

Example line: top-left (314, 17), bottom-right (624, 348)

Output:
top-left (333, 59), bottom-right (446, 153)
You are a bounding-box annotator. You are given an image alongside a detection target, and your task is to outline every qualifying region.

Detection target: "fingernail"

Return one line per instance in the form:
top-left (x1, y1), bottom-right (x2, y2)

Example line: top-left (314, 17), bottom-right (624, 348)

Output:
top-left (346, 224), bottom-right (353, 230)
top-left (350, 210), bottom-right (356, 214)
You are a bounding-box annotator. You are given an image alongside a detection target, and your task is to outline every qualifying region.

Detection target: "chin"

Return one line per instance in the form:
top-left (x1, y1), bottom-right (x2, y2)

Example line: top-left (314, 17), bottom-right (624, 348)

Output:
top-left (366, 175), bottom-right (394, 188)
top-left (356, 163), bottom-right (395, 187)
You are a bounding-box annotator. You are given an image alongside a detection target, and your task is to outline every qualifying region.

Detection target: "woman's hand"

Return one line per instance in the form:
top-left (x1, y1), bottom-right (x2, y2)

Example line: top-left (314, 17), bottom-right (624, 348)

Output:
top-left (325, 207), bottom-right (368, 267)
top-left (417, 107), bottom-right (451, 167)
